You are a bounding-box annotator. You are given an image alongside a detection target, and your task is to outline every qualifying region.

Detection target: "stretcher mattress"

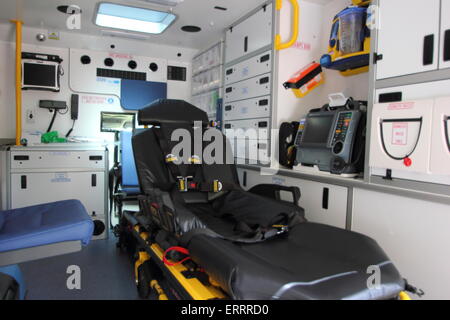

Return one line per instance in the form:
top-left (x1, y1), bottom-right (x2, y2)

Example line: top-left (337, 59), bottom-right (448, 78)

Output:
top-left (188, 222), bottom-right (405, 300)
top-left (0, 200), bottom-right (94, 252)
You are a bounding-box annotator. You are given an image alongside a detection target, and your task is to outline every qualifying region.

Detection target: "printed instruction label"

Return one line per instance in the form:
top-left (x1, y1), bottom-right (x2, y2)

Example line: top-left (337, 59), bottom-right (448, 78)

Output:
top-left (392, 123), bottom-right (408, 146)
top-left (387, 102), bottom-right (415, 111)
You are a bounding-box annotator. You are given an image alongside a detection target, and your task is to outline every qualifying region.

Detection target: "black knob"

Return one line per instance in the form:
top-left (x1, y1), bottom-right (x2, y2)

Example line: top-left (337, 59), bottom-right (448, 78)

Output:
top-left (333, 141), bottom-right (344, 154)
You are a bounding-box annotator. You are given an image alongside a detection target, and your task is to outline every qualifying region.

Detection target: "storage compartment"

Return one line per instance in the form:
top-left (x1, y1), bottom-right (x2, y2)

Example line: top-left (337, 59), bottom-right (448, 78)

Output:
top-left (225, 4), bottom-right (273, 64)
top-left (376, 0), bottom-right (440, 79)
top-left (10, 171), bottom-right (105, 215)
top-left (370, 99), bottom-right (433, 181)
top-left (225, 50), bottom-right (272, 85)
top-left (375, 80), bottom-right (450, 103)
top-left (223, 96), bottom-right (271, 121)
top-left (440, 0), bottom-right (450, 70)
top-left (10, 150), bottom-right (106, 170)
top-left (430, 97), bottom-right (450, 175)
top-left (223, 118), bottom-right (270, 141)
top-left (224, 73), bottom-right (271, 103)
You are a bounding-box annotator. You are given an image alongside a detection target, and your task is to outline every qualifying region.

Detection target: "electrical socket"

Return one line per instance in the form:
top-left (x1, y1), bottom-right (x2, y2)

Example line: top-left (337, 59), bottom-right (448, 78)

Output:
top-left (26, 109), bottom-right (35, 124)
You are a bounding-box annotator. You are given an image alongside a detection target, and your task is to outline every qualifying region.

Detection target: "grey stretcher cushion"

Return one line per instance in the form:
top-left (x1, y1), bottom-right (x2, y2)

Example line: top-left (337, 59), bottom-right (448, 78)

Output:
top-left (0, 200), bottom-right (94, 253)
top-left (188, 222), bottom-right (405, 300)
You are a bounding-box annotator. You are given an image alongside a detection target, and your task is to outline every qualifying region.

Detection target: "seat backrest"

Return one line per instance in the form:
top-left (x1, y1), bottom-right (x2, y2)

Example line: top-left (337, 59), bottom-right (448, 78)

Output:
top-left (119, 131), bottom-right (140, 188)
top-left (132, 99), bottom-right (240, 202)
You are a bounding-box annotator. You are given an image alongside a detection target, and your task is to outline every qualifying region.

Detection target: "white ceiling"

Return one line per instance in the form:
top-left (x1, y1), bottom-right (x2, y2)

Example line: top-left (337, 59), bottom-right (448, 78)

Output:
top-left (0, 0), bottom-right (269, 49)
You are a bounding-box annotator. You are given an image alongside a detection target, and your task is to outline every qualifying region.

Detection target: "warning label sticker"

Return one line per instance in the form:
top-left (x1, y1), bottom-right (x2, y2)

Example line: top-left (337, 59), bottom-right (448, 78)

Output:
top-left (392, 123), bottom-right (408, 146)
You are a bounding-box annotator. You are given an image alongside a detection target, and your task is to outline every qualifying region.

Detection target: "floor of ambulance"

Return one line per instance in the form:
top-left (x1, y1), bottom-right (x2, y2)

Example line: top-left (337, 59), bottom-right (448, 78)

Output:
top-left (19, 230), bottom-right (141, 300)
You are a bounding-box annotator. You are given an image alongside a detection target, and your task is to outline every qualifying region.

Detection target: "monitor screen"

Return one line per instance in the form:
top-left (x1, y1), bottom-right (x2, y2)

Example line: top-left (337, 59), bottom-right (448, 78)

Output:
top-left (23, 62), bottom-right (57, 87)
top-left (301, 114), bottom-right (335, 144)
top-left (101, 112), bottom-right (136, 133)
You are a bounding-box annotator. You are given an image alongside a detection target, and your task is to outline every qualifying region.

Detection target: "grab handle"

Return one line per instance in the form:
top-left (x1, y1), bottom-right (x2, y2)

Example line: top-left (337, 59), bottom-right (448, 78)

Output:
top-left (275, 0), bottom-right (299, 51)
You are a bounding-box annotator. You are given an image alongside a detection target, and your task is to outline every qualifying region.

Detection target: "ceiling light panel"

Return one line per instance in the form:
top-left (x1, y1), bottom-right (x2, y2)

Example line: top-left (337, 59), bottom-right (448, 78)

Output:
top-left (95, 3), bottom-right (176, 34)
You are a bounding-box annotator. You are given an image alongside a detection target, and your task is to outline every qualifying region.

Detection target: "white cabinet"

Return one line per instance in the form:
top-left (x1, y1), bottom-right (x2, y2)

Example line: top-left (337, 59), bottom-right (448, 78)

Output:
top-left (352, 188), bottom-right (450, 299)
top-left (225, 4), bottom-right (273, 64)
top-left (3, 145), bottom-right (109, 240)
top-left (440, 0), bottom-right (450, 69)
top-left (284, 177), bottom-right (348, 230)
top-left (376, 0), bottom-right (441, 79)
top-left (236, 169), bottom-right (348, 229)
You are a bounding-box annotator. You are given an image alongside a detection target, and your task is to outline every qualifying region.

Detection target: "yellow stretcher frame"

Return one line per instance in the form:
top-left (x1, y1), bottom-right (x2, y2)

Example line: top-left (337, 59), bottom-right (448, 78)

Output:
top-left (132, 225), bottom-right (226, 300)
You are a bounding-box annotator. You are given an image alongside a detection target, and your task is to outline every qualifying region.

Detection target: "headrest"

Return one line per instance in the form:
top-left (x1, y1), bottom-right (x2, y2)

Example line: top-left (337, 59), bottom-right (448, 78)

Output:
top-left (138, 99), bottom-right (209, 126)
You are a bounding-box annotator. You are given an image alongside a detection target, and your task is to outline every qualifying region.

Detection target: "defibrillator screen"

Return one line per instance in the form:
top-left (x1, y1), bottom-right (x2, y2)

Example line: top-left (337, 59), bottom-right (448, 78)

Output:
top-left (301, 115), bottom-right (334, 145)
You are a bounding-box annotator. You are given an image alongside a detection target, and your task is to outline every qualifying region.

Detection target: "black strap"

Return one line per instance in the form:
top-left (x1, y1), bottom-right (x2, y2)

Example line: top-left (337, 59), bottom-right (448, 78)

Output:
top-left (180, 224), bottom-right (288, 246)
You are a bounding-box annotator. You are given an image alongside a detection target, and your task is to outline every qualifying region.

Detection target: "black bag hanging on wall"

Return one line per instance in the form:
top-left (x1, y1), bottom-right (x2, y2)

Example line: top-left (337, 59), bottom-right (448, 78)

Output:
top-left (279, 121), bottom-right (299, 168)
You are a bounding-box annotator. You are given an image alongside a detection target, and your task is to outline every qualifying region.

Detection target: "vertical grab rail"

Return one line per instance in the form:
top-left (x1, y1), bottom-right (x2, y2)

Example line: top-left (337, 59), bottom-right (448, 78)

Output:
top-left (10, 20), bottom-right (23, 146)
top-left (275, 0), bottom-right (299, 51)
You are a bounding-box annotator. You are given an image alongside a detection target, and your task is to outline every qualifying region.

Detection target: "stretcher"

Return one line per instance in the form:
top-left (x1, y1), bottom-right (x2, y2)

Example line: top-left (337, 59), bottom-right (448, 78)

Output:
top-left (120, 99), bottom-right (420, 300)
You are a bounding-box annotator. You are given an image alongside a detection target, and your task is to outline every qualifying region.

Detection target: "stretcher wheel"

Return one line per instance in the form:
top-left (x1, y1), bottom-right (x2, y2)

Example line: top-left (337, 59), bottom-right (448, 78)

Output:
top-left (136, 263), bottom-right (152, 299)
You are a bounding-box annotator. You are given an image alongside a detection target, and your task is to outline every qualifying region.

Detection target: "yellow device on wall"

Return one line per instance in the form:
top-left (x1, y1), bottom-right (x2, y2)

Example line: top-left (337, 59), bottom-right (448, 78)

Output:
top-left (320, 5), bottom-right (371, 76)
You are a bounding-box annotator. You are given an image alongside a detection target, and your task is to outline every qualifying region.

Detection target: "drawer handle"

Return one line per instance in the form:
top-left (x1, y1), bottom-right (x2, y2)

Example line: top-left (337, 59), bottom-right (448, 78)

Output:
top-left (322, 187), bottom-right (329, 210)
top-left (225, 105), bottom-right (232, 111)
top-left (224, 124), bottom-right (232, 129)
top-left (14, 155), bottom-right (29, 161)
top-left (444, 29), bottom-right (450, 62)
top-left (244, 36), bottom-right (248, 53)
top-left (21, 175), bottom-right (27, 189)
top-left (243, 171), bottom-right (247, 187)
top-left (258, 121), bottom-right (268, 128)
top-left (379, 92), bottom-right (402, 103)
top-left (260, 54), bottom-right (270, 63)
top-left (423, 34), bottom-right (434, 66)
top-left (91, 174), bottom-right (97, 187)
top-left (259, 99), bottom-right (269, 106)
top-left (89, 155), bottom-right (102, 161)
top-left (225, 87), bottom-right (233, 93)
top-left (259, 77), bottom-right (269, 85)
top-left (226, 68), bottom-right (233, 75)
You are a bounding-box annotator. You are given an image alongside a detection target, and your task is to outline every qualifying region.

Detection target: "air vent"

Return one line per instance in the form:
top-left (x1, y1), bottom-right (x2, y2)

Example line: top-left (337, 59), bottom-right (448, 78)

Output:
top-left (97, 68), bottom-right (146, 81)
top-left (168, 66), bottom-right (187, 81)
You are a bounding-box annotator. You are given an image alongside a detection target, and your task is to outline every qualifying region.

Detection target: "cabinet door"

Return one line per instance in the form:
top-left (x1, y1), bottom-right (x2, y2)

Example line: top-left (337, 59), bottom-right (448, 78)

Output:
top-left (352, 188), bottom-right (450, 299)
top-left (376, 0), bottom-right (440, 79)
top-left (271, 176), bottom-right (348, 229)
top-left (225, 4), bottom-right (273, 64)
top-left (10, 171), bottom-right (105, 216)
top-left (440, 0), bottom-right (450, 69)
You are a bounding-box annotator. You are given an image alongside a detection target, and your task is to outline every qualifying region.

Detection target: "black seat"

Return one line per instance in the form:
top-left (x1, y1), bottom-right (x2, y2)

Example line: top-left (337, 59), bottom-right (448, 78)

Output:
top-left (131, 99), bottom-right (405, 300)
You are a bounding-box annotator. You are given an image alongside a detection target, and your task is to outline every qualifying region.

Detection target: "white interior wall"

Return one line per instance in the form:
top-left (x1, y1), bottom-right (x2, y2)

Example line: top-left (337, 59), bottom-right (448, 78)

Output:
top-left (0, 22), bottom-right (198, 142)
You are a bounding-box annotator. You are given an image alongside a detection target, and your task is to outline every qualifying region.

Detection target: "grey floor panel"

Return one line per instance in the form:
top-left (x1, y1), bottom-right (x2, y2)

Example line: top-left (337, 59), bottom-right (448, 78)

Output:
top-left (19, 232), bottom-right (140, 300)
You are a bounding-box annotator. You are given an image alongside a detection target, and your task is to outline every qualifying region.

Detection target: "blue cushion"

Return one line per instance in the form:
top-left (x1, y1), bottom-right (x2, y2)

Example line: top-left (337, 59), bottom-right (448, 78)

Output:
top-left (120, 187), bottom-right (140, 195)
top-left (120, 131), bottom-right (140, 188)
top-left (0, 200), bottom-right (94, 252)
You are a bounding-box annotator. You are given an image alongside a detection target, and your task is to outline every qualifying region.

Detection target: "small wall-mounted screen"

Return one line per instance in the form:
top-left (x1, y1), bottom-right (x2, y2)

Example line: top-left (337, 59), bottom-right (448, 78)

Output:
top-left (301, 115), bottom-right (335, 144)
top-left (101, 112), bottom-right (136, 133)
top-left (23, 62), bottom-right (57, 87)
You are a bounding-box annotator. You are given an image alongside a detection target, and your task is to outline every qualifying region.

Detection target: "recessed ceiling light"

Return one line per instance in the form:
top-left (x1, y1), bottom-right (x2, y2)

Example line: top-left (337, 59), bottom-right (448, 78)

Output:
top-left (57, 5), bottom-right (82, 14)
top-left (181, 25), bottom-right (201, 33)
top-left (95, 3), bottom-right (176, 34)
